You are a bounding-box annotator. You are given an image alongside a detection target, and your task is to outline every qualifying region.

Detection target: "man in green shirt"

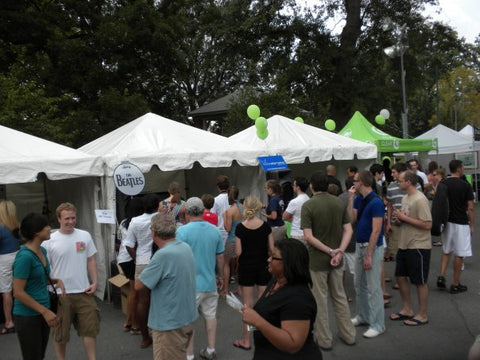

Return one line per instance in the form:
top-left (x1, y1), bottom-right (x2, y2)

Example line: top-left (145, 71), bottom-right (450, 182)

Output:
top-left (302, 172), bottom-right (356, 350)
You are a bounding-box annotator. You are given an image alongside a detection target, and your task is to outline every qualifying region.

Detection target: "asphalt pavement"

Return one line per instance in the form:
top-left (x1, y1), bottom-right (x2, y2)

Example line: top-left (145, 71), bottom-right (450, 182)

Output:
top-left (2, 205), bottom-right (480, 360)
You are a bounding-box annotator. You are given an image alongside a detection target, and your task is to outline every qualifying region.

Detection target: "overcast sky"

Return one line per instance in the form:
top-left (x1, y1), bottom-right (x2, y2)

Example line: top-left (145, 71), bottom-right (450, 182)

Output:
top-left (423, 0), bottom-right (480, 44)
top-left (301, 0), bottom-right (479, 44)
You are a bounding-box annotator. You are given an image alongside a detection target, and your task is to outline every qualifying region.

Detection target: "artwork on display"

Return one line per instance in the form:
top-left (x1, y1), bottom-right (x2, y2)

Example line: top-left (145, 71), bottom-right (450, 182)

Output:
top-left (455, 152), bottom-right (477, 169)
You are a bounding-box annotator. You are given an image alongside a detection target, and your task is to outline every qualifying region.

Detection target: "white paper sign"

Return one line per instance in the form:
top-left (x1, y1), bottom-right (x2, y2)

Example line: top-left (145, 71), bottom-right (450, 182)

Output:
top-left (95, 209), bottom-right (116, 224)
top-left (113, 162), bottom-right (145, 196)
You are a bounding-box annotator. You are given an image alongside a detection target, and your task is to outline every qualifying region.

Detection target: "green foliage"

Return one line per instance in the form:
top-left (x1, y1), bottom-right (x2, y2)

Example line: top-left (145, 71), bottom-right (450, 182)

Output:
top-left (0, 0), bottom-right (477, 146)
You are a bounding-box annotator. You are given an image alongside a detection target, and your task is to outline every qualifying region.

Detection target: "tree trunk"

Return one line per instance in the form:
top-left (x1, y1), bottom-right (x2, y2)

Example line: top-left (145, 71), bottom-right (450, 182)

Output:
top-left (330, 0), bottom-right (362, 126)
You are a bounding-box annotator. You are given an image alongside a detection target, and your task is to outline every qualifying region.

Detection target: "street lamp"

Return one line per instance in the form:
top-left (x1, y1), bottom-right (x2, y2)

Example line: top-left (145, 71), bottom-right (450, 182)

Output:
top-left (383, 18), bottom-right (409, 139)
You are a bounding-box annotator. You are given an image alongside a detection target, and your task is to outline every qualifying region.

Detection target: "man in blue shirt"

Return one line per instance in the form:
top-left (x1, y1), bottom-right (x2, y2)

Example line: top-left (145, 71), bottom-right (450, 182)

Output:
top-left (177, 197), bottom-right (225, 360)
top-left (348, 170), bottom-right (385, 339)
top-left (135, 213), bottom-right (197, 360)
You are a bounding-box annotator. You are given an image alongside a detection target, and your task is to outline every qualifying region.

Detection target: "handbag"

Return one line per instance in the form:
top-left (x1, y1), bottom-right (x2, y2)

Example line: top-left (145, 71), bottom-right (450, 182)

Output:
top-left (27, 248), bottom-right (59, 313)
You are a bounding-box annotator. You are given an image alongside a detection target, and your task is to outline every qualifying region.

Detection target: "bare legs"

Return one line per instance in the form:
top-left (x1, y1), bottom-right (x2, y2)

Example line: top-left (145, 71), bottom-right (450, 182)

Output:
top-left (2, 292), bottom-right (14, 329)
top-left (234, 285), bottom-right (266, 349)
top-left (136, 287), bottom-right (151, 347)
top-left (126, 280), bottom-right (138, 330)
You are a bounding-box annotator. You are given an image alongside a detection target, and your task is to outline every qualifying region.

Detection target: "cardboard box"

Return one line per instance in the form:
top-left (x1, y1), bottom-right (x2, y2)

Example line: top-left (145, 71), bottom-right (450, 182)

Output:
top-left (108, 274), bottom-right (130, 315)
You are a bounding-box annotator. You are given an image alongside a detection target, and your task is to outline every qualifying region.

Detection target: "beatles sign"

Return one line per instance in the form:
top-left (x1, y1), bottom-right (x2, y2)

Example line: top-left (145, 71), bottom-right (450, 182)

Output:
top-left (113, 162), bottom-right (145, 196)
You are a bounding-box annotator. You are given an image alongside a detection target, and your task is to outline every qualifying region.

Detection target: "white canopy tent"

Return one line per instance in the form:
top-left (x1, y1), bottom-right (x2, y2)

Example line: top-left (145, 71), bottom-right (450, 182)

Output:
top-left (415, 124), bottom-right (474, 154)
top-left (229, 115), bottom-right (378, 162)
top-left (0, 124), bottom-right (107, 298)
top-left (79, 112), bottom-right (263, 274)
top-left (80, 113), bottom-right (377, 276)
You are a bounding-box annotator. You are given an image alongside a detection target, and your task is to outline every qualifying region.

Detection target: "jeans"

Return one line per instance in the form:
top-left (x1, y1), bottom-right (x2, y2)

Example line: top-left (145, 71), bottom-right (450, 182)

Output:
top-left (354, 245), bottom-right (385, 332)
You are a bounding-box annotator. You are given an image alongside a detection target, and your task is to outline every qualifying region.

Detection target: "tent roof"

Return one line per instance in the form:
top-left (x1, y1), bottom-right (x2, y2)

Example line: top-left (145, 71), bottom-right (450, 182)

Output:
top-left (188, 91), bottom-right (239, 117)
top-left (79, 113), bottom-right (258, 174)
top-left (0, 125), bottom-right (104, 184)
top-left (228, 115), bottom-right (377, 162)
top-left (339, 111), bottom-right (438, 153)
top-left (415, 124), bottom-right (473, 154)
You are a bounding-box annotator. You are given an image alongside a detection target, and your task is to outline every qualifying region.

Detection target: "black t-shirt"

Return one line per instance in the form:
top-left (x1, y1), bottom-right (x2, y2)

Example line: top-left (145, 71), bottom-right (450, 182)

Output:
top-left (252, 280), bottom-right (322, 360)
top-left (444, 177), bottom-right (474, 224)
top-left (235, 221), bottom-right (271, 266)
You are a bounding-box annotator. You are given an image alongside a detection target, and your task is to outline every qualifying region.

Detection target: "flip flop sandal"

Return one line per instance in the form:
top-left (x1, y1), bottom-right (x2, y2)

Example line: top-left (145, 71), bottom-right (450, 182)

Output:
top-left (0, 327), bottom-right (15, 335)
top-left (233, 340), bottom-right (251, 350)
top-left (130, 327), bottom-right (141, 335)
top-left (390, 312), bottom-right (414, 321)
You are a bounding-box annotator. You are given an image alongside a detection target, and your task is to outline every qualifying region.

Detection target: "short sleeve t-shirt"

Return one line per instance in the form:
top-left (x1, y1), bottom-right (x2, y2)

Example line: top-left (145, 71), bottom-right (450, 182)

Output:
top-left (140, 241), bottom-right (197, 331)
top-left (284, 193), bottom-right (310, 237)
top-left (301, 193), bottom-right (350, 271)
top-left (43, 229), bottom-right (97, 294)
top-left (13, 246), bottom-right (50, 316)
top-left (176, 220), bottom-right (224, 292)
top-left (399, 190), bottom-right (432, 249)
top-left (202, 211), bottom-right (218, 226)
top-left (0, 225), bottom-right (19, 255)
top-left (123, 213), bottom-right (156, 265)
top-left (266, 196), bottom-right (285, 227)
top-left (235, 222), bottom-right (271, 266)
top-left (353, 192), bottom-right (385, 246)
top-left (252, 281), bottom-right (322, 359)
top-left (444, 177), bottom-right (474, 224)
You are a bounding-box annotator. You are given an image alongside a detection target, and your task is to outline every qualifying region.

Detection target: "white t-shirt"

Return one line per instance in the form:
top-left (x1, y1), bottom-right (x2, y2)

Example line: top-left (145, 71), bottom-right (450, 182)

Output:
top-left (123, 213), bottom-right (156, 265)
top-left (284, 193), bottom-right (310, 237)
top-left (417, 170), bottom-right (429, 184)
top-left (116, 220), bottom-right (132, 264)
top-left (211, 192), bottom-right (230, 241)
top-left (44, 228), bottom-right (97, 294)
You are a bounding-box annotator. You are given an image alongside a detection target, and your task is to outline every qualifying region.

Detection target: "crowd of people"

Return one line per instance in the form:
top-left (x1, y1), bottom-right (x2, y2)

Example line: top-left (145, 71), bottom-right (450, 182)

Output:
top-left (0, 157), bottom-right (476, 359)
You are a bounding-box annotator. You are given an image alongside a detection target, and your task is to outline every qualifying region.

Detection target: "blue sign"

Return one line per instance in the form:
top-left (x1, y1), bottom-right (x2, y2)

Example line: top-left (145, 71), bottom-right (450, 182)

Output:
top-left (258, 155), bottom-right (289, 172)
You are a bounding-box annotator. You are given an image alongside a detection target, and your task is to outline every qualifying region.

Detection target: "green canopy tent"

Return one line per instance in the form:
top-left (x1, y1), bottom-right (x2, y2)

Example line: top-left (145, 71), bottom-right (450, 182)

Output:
top-left (338, 111), bottom-right (438, 153)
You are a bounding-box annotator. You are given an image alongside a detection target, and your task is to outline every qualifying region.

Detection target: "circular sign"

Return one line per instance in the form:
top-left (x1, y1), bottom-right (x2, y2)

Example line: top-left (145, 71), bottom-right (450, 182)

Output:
top-left (113, 162), bottom-right (145, 196)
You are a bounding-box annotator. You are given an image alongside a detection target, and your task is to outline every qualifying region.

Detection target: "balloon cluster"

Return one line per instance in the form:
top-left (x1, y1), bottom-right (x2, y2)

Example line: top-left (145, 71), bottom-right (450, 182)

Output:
top-left (375, 109), bottom-right (390, 125)
top-left (324, 119), bottom-right (336, 131)
top-left (247, 105), bottom-right (268, 140)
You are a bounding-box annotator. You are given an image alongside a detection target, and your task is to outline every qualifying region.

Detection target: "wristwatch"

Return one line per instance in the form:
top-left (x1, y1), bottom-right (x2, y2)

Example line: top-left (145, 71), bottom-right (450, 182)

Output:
top-left (328, 248), bottom-right (333, 255)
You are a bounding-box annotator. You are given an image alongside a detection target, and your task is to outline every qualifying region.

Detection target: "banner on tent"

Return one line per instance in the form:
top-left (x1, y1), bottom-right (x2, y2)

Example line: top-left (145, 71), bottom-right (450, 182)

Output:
top-left (258, 155), bottom-right (289, 172)
top-left (113, 162), bottom-right (145, 196)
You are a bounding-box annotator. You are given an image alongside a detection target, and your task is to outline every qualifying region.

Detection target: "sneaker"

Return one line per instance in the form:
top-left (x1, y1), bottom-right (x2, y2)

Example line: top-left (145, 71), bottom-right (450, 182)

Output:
top-left (199, 348), bottom-right (217, 360)
top-left (437, 276), bottom-right (446, 289)
top-left (363, 328), bottom-right (384, 338)
top-left (351, 316), bottom-right (364, 326)
top-left (450, 284), bottom-right (468, 294)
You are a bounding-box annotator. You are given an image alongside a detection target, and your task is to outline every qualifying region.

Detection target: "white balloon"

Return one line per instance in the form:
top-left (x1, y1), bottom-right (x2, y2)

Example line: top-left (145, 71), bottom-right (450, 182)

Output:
top-left (380, 109), bottom-right (390, 119)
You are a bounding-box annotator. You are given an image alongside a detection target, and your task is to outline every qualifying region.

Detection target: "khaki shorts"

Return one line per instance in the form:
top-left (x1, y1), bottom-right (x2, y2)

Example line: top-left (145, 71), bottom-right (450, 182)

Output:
top-left (53, 293), bottom-right (100, 343)
top-left (135, 263), bottom-right (148, 280)
top-left (196, 291), bottom-right (218, 319)
top-left (152, 323), bottom-right (194, 360)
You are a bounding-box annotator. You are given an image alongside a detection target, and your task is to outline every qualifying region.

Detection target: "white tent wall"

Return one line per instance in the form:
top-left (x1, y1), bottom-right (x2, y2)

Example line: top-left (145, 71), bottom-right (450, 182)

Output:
top-left (5, 177), bottom-right (107, 299)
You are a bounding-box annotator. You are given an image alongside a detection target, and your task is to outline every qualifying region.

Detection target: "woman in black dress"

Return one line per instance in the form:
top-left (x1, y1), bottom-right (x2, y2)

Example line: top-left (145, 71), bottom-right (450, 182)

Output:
top-left (242, 238), bottom-right (323, 359)
top-left (233, 196), bottom-right (274, 351)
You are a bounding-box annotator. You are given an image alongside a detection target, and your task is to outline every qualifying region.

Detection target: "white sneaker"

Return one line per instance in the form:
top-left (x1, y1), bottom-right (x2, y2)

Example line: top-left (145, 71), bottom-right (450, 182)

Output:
top-left (351, 316), bottom-right (363, 326)
top-left (362, 328), bottom-right (384, 338)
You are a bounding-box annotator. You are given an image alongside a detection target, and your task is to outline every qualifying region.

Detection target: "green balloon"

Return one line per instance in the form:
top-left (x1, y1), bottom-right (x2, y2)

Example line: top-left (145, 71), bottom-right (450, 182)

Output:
top-left (325, 119), bottom-right (336, 131)
top-left (375, 114), bottom-right (385, 125)
top-left (247, 104), bottom-right (261, 120)
top-left (255, 117), bottom-right (267, 131)
top-left (294, 117), bottom-right (304, 123)
top-left (257, 129), bottom-right (268, 140)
